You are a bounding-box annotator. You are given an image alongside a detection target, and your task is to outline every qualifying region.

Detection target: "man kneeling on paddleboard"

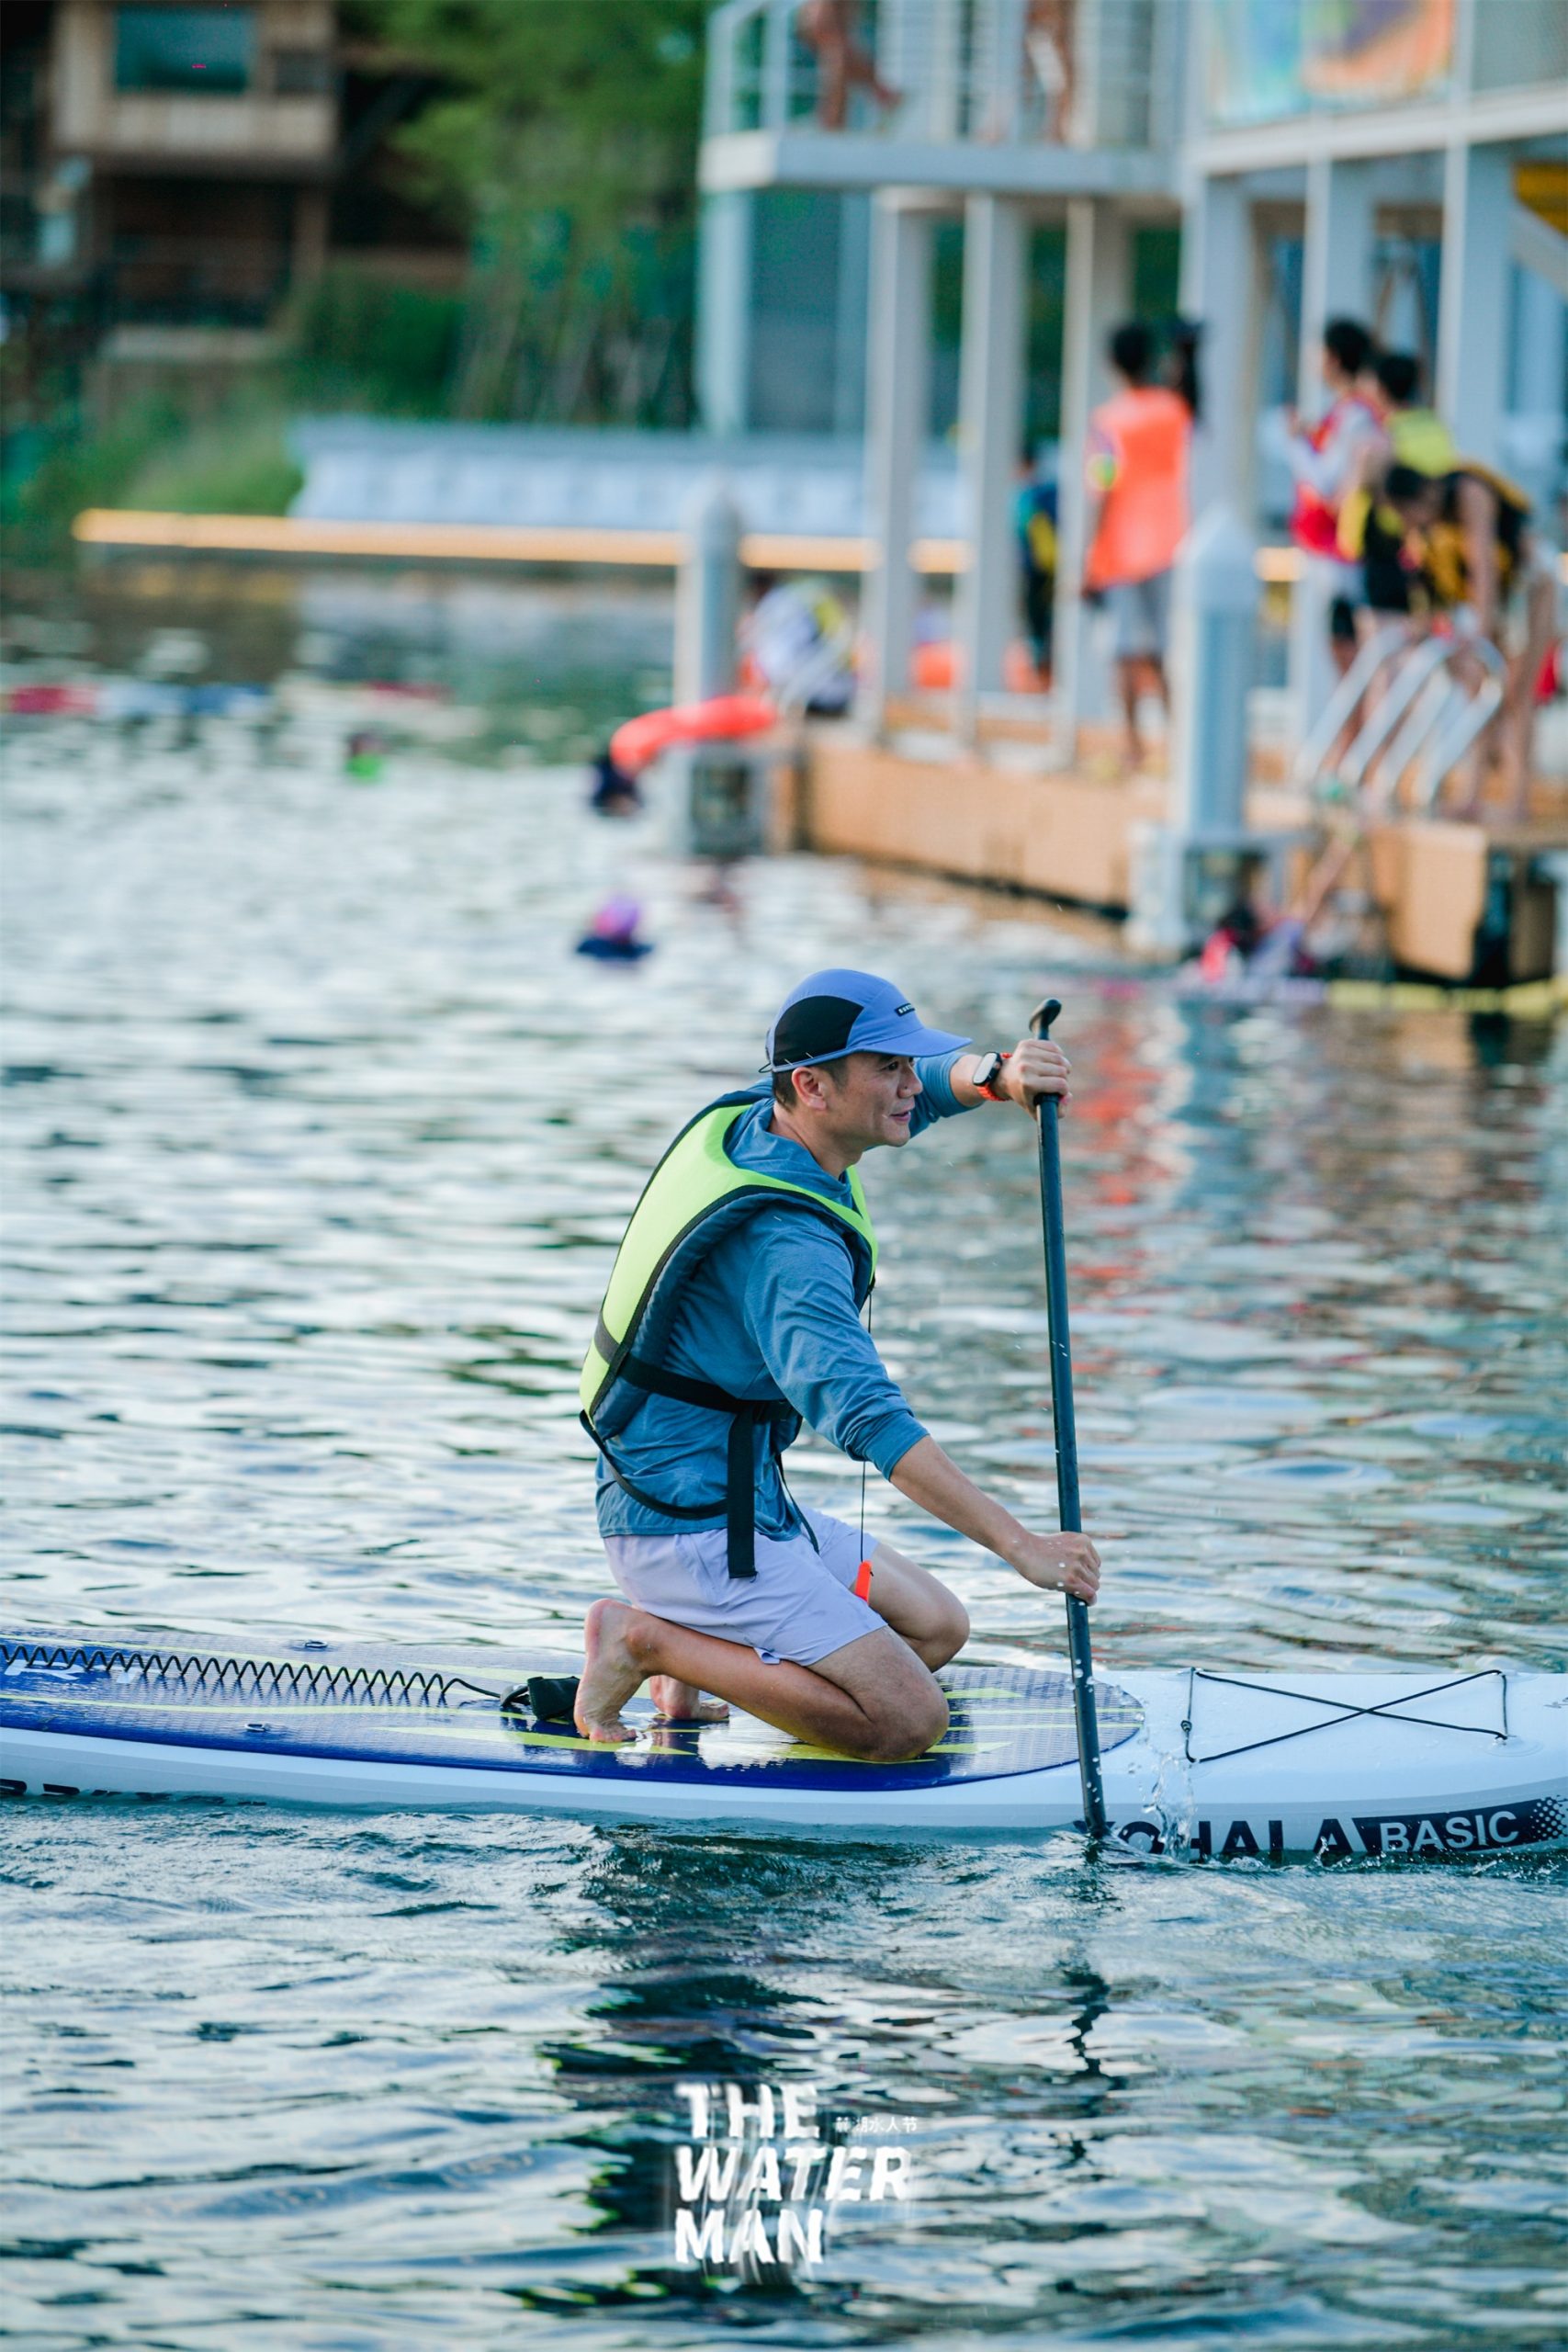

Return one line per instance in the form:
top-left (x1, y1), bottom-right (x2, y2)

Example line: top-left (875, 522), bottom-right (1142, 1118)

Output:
top-left (573, 969), bottom-right (1100, 1758)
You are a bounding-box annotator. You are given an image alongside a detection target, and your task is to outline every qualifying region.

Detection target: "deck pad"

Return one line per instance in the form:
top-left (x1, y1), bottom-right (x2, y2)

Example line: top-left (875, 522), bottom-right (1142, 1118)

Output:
top-left (0, 1631), bottom-right (1142, 1791)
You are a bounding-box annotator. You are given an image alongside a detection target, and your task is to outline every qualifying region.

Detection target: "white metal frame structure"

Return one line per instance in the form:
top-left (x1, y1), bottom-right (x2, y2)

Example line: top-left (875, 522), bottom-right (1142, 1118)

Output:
top-left (702, 0), bottom-right (1185, 740)
top-left (1293, 624), bottom-right (1507, 812)
top-left (703, 0), bottom-right (1179, 186)
top-left (1183, 0), bottom-right (1565, 734)
top-left (699, 0), bottom-right (1568, 766)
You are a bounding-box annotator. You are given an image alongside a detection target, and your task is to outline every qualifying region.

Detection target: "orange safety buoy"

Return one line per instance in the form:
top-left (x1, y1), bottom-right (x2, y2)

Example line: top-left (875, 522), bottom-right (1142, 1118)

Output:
top-left (909, 642), bottom-right (1048, 695)
top-left (609, 692), bottom-right (775, 776)
top-left (912, 641), bottom-right (955, 692)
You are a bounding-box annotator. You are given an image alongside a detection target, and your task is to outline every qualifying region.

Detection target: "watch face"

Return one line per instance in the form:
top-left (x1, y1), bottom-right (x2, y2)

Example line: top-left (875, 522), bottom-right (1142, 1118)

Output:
top-left (976, 1053), bottom-right (1002, 1092)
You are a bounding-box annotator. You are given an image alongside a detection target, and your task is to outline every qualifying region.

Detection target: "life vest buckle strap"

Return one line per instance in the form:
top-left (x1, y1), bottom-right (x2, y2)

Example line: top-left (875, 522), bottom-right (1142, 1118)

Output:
top-left (582, 1402), bottom-right (790, 1580)
top-left (619, 1351), bottom-right (793, 1424)
top-left (727, 1410), bottom-right (759, 1580)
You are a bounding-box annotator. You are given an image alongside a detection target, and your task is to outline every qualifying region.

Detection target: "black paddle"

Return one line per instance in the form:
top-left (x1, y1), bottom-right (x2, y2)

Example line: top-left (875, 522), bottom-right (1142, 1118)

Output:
top-left (1029, 998), bottom-right (1108, 1840)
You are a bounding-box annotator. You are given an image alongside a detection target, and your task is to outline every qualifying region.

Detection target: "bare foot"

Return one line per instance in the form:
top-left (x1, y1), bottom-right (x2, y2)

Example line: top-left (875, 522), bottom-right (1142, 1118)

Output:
top-left (649, 1675), bottom-right (729, 1724)
top-left (574, 1597), bottom-right (648, 1745)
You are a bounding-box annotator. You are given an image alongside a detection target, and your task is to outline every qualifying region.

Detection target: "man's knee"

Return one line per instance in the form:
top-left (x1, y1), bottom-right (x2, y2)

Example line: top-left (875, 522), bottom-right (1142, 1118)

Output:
top-left (863, 1682), bottom-right (949, 1763)
top-left (910, 1590), bottom-right (967, 1670)
top-left (937, 1593), bottom-right (970, 1657)
top-left (871, 1549), bottom-right (969, 1663)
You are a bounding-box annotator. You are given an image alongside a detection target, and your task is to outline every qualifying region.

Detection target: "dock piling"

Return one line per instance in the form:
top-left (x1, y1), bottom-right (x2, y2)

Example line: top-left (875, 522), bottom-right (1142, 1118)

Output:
top-left (675, 477), bottom-right (742, 707)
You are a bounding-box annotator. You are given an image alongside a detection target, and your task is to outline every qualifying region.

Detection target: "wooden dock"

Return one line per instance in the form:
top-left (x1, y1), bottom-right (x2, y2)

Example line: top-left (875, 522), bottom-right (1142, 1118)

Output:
top-left (783, 711), bottom-right (1568, 988)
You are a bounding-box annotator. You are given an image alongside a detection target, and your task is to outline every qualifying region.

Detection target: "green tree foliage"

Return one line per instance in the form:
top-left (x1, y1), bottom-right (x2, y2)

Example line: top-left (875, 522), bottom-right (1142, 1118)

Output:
top-left (126, 405), bottom-right (305, 514)
top-left (286, 267), bottom-right (464, 416)
top-left (361, 0), bottom-right (708, 425)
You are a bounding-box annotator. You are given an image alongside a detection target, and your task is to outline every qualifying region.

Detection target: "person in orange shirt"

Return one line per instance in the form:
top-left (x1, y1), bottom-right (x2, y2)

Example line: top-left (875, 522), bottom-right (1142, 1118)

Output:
top-left (1083, 321), bottom-right (1192, 765)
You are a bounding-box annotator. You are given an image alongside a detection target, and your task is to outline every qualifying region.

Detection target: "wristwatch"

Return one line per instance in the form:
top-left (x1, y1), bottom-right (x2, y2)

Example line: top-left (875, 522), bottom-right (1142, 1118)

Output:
top-left (971, 1049), bottom-right (1010, 1103)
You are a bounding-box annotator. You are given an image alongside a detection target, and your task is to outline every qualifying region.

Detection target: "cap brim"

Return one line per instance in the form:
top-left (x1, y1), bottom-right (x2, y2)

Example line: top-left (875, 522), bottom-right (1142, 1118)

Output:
top-left (845, 1022), bottom-right (972, 1058)
top-left (762, 1023), bottom-right (973, 1072)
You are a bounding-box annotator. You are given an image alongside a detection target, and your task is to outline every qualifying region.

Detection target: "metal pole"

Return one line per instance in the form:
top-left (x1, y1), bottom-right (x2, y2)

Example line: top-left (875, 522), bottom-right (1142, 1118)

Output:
top-left (953, 192), bottom-right (1027, 742)
top-left (674, 478), bottom-right (742, 706)
top-left (860, 196), bottom-right (931, 732)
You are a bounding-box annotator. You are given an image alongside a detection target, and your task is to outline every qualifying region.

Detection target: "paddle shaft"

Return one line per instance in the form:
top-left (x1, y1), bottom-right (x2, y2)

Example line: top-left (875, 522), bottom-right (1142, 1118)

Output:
top-left (1029, 998), bottom-right (1108, 1838)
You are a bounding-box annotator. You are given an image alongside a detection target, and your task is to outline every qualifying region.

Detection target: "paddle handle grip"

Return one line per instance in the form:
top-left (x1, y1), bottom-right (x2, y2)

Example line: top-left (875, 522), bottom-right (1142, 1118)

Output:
top-left (1030, 997), bottom-right (1108, 1839)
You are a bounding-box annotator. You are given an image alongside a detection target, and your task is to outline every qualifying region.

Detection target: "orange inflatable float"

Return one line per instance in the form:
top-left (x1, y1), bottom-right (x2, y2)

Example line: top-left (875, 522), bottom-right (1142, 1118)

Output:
top-left (912, 642), bottom-right (956, 692)
top-left (911, 642), bottom-right (1049, 694)
top-left (609, 693), bottom-right (775, 775)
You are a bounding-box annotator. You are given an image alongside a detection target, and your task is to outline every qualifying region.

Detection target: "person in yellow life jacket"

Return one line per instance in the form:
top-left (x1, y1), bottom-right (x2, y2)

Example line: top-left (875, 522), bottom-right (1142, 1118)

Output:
top-left (1337, 350), bottom-right (1456, 619)
top-left (1083, 321), bottom-right (1191, 766)
top-left (572, 969), bottom-right (1100, 1757)
top-left (1381, 463), bottom-right (1560, 819)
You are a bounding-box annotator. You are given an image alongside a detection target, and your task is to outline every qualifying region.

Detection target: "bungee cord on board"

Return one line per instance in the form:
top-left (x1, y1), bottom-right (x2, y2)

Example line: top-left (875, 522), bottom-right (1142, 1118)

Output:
top-left (0, 1636), bottom-right (501, 1709)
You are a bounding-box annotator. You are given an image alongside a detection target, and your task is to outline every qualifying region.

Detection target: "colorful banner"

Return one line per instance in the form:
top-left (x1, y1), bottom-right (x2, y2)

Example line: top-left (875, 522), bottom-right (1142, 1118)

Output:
top-left (1209, 0), bottom-right (1455, 125)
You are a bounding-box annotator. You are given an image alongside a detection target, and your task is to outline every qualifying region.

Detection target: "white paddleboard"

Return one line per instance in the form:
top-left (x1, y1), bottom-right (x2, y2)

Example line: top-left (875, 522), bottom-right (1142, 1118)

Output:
top-left (2, 1631), bottom-right (1563, 1859)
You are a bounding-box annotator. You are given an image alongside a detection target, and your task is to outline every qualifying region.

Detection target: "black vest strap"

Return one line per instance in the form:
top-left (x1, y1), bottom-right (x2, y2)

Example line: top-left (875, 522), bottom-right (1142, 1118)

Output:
top-left (582, 1356), bottom-right (795, 1579)
top-left (621, 1352), bottom-right (745, 1417)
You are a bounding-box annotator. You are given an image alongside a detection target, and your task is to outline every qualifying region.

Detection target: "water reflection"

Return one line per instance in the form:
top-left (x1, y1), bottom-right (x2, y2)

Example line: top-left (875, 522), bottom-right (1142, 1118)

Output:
top-left (506, 1833), bottom-right (1129, 2318)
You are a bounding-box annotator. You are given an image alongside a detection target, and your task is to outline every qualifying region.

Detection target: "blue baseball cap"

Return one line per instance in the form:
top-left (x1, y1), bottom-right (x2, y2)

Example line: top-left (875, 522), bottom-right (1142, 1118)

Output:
top-left (763, 968), bottom-right (970, 1072)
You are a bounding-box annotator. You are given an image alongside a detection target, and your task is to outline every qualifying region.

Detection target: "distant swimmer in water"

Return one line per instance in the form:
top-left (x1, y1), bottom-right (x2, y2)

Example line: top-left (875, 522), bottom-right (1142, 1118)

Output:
top-left (588, 749), bottom-right (643, 818)
top-left (572, 970), bottom-right (1100, 1758)
top-left (575, 895), bottom-right (653, 962)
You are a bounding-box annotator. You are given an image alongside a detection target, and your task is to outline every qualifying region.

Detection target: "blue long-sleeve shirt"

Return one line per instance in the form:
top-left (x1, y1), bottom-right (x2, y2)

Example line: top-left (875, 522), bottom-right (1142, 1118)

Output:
top-left (593, 1056), bottom-right (974, 1540)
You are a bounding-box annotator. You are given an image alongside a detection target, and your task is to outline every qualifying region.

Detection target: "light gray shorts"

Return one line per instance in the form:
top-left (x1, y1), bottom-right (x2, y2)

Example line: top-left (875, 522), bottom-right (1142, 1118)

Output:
top-left (1108, 568), bottom-right (1172, 660)
top-left (602, 1507), bottom-right (882, 1668)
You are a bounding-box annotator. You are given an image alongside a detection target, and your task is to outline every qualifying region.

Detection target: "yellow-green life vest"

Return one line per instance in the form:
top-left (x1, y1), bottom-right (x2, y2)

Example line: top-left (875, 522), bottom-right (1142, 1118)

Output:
top-left (581, 1091), bottom-right (877, 1577)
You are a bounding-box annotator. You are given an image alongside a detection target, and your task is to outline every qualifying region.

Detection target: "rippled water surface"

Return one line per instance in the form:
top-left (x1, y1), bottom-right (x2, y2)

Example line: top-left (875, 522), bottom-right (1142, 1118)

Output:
top-left (3, 597), bottom-right (1566, 2349)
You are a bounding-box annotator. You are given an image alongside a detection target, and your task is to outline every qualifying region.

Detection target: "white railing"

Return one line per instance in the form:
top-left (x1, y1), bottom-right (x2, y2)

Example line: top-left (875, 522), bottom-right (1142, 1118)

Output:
top-left (706, 0), bottom-right (1167, 152)
top-left (1294, 623), bottom-right (1507, 810)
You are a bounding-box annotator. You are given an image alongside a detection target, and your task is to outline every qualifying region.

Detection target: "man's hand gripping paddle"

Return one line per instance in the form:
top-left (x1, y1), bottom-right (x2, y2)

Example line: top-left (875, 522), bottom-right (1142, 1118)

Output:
top-left (1031, 998), bottom-right (1109, 1840)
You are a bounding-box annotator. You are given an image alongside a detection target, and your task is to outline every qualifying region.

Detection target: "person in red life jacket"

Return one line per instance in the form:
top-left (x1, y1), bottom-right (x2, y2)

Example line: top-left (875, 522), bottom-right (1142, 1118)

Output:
top-left (1284, 316), bottom-right (1381, 680)
top-left (1083, 322), bottom-right (1192, 768)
